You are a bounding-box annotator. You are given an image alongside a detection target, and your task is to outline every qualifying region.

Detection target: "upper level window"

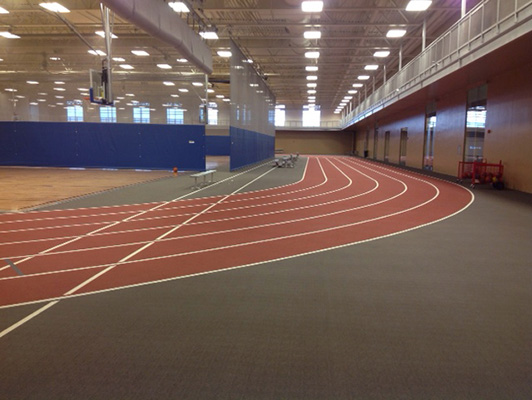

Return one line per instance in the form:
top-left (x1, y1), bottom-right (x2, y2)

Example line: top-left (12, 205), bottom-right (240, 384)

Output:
top-left (167, 108), bottom-right (184, 124)
top-left (100, 106), bottom-right (117, 123)
top-left (133, 107), bottom-right (150, 124)
top-left (275, 105), bottom-right (285, 127)
top-left (302, 105), bottom-right (320, 127)
top-left (66, 105), bottom-right (83, 122)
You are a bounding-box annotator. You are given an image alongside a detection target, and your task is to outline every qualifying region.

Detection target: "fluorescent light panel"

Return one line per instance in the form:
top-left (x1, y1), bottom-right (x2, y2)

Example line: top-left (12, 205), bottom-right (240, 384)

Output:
top-left (0, 31), bottom-right (20, 39)
top-left (387, 29), bottom-right (407, 38)
top-left (200, 31), bottom-right (219, 40)
top-left (0, 6), bottom-right (9, 14)
top-left (39, 2), bottom-right (70, 13)
top-left (168, 2), bottom-right (190, 12)
top-left (304, 31), bottom-right (321, 39)
top-left (305, 66), bottom-right (318, 72)
top-left (374, 50), bottom-right (390, 58)
top-left (302, 1), bottom-right (323, 12)
top-left (95, 31), bottom-right (118, 39)
top-left (157, 64), bottom-right (172, 69)
top-left (131, 50), bottom-right (150, 56)
top-left (88, 50), bottom-right (106, 56)
top-left (305, 51), bottom-right (320, 59)
top-left (217, 50), bottom-right (232, 57)
top-left (365, 65), bottom-right (379, 70)
top-left (406, 0), bottom-right (432, 11)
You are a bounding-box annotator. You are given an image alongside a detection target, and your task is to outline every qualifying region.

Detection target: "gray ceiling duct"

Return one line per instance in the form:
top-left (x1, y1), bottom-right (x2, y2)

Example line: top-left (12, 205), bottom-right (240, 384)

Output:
top-left (100, 0), bottom-right (213, 74)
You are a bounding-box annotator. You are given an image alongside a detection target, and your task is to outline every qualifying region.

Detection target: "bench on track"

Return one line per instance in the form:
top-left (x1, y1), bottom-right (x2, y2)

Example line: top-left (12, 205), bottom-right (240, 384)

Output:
top-left (190, 169), bottom-right (216, 189)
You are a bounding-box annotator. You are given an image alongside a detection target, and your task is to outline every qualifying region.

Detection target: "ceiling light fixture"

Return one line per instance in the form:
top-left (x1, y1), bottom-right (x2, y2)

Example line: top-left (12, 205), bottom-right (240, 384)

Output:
top-left (374, 50), bottom-right (390, 58)
top-left (176, 58), bottom-right (188, 63)
top-left (306, 66), bottom-right (319, 72)
top-left (304, 31), bottom-right (321, 39)
top-left (27, 81), bottom-right (39, 85)
top-left (358, 75), bottom-right (370, 80)
top-left (365, 65), bottom-right (379, 70)
top-left (39, 2), bottom-right (70, 13)
top-left (200, 31), bottom-right (219, 40)
top-left (163, 81), bottom-right (175, 86)
top-left (168, 2), bottom-right (190, 13)
top-left (305, 51), bottom-right (320, 59)
top-left (217, 50), bottom-right (232, 57)
top-left (0, 6), bottom-right (9, 14)
top-left (131, 50), bottom-right (150, 56)
top-left (157, 63), bottom-right (172, 69)
top-left (0, 31), bottom-right (20, 39)
top-left (88, 50), bottom-right (106, 56)
top-left (119, 64), bottom-right (134, 70)
top-left (406, 0), bottom-right (433, 11)
top-left (301, 1), bottom-right (323, 12)
top-left (95, 31), bottom-right (118, 39)
top-left (387, 29), bottom-right (407, 38)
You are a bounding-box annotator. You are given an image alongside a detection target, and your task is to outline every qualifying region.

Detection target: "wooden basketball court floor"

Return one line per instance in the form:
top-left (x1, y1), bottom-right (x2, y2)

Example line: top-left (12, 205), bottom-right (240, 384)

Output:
top-left (0, 156), bottom-right (230, 212)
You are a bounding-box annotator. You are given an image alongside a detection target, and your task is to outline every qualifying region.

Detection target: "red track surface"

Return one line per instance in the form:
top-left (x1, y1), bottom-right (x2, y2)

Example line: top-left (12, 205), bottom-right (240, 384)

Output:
top-left (0, 156), bottom-right (473, 308)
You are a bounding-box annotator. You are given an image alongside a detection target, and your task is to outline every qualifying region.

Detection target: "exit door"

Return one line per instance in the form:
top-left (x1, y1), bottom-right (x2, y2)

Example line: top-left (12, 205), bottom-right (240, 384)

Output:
top-left (399, 128), bottom-right (408, 166)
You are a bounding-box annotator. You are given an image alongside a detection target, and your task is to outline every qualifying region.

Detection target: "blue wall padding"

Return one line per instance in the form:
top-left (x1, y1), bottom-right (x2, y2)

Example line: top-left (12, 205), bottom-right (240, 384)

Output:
top-left (229, 126), bottom-right (275, 171)
top-left (206, 135), bottom-right (230, 156)
top-left (0, 121), bottom-right (206, 171)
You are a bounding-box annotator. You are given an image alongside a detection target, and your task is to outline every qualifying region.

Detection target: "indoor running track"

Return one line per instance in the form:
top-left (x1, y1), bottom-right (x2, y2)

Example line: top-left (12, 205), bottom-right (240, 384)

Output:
top-left (0, 156), bottom-right (474, 309)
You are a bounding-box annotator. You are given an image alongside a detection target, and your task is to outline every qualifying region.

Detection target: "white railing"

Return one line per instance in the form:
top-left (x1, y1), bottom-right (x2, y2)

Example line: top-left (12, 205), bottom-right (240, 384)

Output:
top-left (277, 120), bottom-right (341, 129)
top-left (341, 0), bottom-right (532, 128)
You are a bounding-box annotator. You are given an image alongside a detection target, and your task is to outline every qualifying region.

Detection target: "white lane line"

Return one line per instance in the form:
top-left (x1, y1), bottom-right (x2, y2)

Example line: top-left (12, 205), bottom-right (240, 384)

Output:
top-left (0, 165), bottom-right (278, 337)
top-left (0, 301), bottom-right (59, 339)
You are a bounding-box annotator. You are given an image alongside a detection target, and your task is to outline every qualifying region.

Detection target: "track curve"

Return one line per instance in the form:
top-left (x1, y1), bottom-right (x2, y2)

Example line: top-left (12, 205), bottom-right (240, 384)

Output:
top-left (0, 156), bottom-right (474, 307)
